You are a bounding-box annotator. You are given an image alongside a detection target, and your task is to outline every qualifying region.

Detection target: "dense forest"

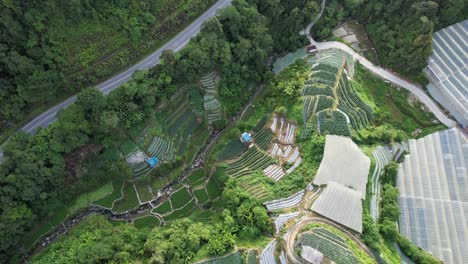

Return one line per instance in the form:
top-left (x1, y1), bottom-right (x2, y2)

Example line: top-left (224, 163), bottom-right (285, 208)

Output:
top-left (0, 0), bottom-right (319, 262)
top-left (0, 0), bottom-right (216, 131)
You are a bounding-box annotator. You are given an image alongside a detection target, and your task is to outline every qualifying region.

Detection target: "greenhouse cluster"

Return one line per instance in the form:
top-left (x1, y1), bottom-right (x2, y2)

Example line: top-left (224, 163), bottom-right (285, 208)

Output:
top-left (397, 128), bottom-right (468, 264)
top-left (424, 20), bottom-right (468, 126)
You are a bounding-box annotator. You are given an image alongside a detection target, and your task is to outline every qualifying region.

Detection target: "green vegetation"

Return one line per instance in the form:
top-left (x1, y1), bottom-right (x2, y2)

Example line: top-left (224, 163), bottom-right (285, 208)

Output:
top-left (112, 183), bottom-right (139, 213)
top-left (313, 0), bottom-right (467, 81)
top-left (2, 0), bottom-right (458, 262)
top-left (217, 139), bottom-right (247, 161)
top-left (300, 223), bottom-right (375, 264)
top-left (185, 169), bottom-right (208, 185)
top-left (133, 216), bottom-right (161, 229)
top-left (0, 0), bottom-right (218, 135)
top-left (152, 200), bottom-right (173, 215)
top-left (194, 188), bottom-right (210, 204)
top-left (170, 187), bottom-right (192, 209)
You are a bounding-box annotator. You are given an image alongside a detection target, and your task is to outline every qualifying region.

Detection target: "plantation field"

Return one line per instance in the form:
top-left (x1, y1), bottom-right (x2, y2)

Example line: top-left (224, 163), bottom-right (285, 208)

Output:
top-left (163, 199), bottom-right (197, 221)
top-left (226, 147), bottom-right (275, 178)
top-left (301, 49), bottom-right (373, 138)
top-left (198, 251), bottom-right (243, 264)
top-left (205, 177), bottom-right (223, 200)
top-left (170, 187), bottom-right (193, 209)
top-left (133, 216), bottom-right (161, 229)
top-left (152, 200), bottom-right (173, 215)
top-left (184, 169), bottom-right (207, 186)
top-left (134, 180), bottom-right (154, 203)
top-left (113, 183), bottom-right (140, 213)
top-left (255, 129), bottom-right (273, 150)
top-left (217, 139), bottom-right (247, 161)
top-left (193, 188), bottom-right (210, 204)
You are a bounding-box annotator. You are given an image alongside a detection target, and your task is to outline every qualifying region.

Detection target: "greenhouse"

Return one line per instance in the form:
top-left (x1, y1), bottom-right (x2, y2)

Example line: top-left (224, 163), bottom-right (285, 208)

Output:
top-left (311, 181), bottom-right (363, 233)
top-left (397, 128), bottom-right (468, 264)
top-left (313, 135), bottom-right (370, 198)
top-left (424, 20), bottom-right (468, 126)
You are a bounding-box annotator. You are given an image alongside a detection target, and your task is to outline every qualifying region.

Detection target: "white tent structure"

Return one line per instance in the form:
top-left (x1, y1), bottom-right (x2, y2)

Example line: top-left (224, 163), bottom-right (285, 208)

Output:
top-left (311, 181), bottom-right (363, 233)
top-left (313, 135), bottom-right (370, 198)
top-left (397, 128), bottom-right (468, 264)
top-left (424, 20), bottom-right (468, 126)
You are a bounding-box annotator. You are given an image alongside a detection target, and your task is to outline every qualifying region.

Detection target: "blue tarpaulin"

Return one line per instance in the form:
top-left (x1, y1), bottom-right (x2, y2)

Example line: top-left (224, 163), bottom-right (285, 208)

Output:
top-left (241, 132), bottom-right (251, 143)
top-left (147, 157), bottom-right (159, 168)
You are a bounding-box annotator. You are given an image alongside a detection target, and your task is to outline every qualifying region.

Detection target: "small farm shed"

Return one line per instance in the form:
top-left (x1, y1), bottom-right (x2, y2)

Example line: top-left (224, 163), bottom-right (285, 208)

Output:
top-left (147, 157), bottom-right (159, 168)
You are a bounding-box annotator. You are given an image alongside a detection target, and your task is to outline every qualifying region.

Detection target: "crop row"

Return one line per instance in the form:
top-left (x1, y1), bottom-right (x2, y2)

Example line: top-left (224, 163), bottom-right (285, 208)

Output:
top-left (189, 89), bottom-right (204, 117)
top-left (313, 70), bottom-right (338, 84)
top-left (317, 110), bottom-right (351, 137)
top-left (148, 137), bottom-right (175, 160)
top-left (299, 232), bottom-right (358, 264)
top-left (120, 140), bottom-right (139, 157)
top-left (313, 227), bottom-right (347, 248)
top-left (253, 116), bottom-right (268, 132)
top-left (226, 147), bottom-right (275, 176)
top-left (255, 129), bottom-right (273, 150)
top-left (302, 97), bottom-right (316, 124)
top-left (302, 85), bottom-right (334, 97)
top-left (315, 95), bottom-right (334, 113)
top-left (217, 139), bottom-right (247, 161)
top-left (132, 162), bottom-right (152, 177)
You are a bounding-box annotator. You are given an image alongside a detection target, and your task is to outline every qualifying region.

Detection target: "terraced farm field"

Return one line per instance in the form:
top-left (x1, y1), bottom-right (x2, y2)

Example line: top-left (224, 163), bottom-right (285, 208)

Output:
top-left (226, 147), bottom-right (275, 178)
top-left (255, 129), bottom-right (274, 150)
top-left (301, 49), bottom-right (372, 138)
top-left (297, 227), bottom-right (359, 264)
top-left (198, 251), bottom-right (243, 264)
top-left (201, 72), bottom-right (223, 124)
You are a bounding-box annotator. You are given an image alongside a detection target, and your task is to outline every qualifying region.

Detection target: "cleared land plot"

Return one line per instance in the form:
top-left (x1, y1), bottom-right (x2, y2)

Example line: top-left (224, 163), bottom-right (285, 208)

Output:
top-left (205, 178), bottom-right (223, 200)
top-left (134, 180), bottom-right (154, 203)
top-left (184, 169), bottom-right (207, 186)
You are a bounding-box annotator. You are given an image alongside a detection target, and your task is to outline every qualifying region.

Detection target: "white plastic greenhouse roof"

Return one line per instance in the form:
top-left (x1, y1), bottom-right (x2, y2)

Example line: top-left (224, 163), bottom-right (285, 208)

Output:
top-left (311, 181), bottom-right (363, 233)
top-left (397, 128), bottom-right (468, 264)
top-left (424, 20), bottom-right (468, 126)
top-left (313, 135), bottom-right (370, 198)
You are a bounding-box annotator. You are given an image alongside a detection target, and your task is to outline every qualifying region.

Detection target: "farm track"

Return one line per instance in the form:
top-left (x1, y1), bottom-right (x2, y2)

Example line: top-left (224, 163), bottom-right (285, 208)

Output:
top-left (24, 82), bottom-right (265, 262)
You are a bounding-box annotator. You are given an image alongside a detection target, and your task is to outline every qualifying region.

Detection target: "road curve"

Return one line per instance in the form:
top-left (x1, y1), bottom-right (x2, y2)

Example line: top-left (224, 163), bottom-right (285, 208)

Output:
top-left (315, 41), bottom-right (457, 127)
top-left (21, 0), bottom-right (232, 134)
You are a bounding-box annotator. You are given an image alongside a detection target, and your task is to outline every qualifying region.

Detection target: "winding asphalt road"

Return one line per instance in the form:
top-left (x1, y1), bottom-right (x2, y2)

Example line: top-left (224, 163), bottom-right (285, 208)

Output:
top-left (314, 41), bottom-right (457, 127)
top-left (21, 0), bottom-right (232, 134)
